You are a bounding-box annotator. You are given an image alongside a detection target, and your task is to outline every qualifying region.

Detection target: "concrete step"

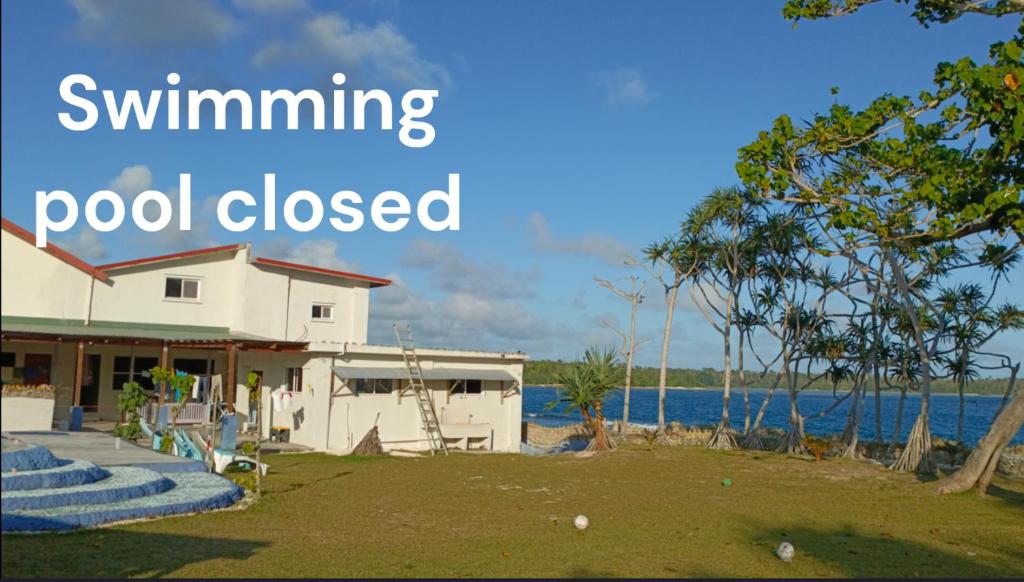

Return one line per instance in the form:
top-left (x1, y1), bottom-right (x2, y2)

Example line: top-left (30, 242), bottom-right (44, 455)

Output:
top-left (1, 459), bottom-right (110, 491)
top-left (2, 472), bottom-right (244, 532)
top-left (2, 467), bottom-right (174, 511)
top-left (1, 443), bottom-right (65, 472)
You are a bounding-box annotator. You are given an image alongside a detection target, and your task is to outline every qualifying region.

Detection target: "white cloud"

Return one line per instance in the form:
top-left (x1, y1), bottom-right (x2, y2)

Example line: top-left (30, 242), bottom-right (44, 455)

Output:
top-left (58, 229), bottom-right (107, 261)
top-left (233, 0), bottom-right (308, 13)
top-left (258, 238), bottom-right (360, 272)
top-left (109, 165), bottom-right (154, 198)
top-left (252, 13), bottom-right (450, 88)
top-left (527, 212), bottom-right (633, 266)
top-left (594, 68), bottom-right (653, 106)
top-left (70, 0), bottom-right (238, 47)
top-left (399, 239), bottom-right (538, 300)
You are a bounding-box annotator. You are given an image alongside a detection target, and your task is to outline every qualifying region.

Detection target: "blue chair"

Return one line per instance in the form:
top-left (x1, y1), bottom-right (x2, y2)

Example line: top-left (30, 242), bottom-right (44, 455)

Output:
top-left (172, 429), bottom-right (205, 462)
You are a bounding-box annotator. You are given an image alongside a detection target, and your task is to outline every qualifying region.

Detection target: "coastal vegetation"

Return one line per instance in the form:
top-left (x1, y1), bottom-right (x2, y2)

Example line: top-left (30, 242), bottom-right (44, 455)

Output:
top-left (525, 361), bottom-right (1016, 395)
top-left (569, 0), bottom-right (1024, 494)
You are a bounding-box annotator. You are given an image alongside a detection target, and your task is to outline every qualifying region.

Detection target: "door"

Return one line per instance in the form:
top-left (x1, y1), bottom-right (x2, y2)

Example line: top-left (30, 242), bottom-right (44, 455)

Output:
top-left (80, 355), bottom-right (101, 412)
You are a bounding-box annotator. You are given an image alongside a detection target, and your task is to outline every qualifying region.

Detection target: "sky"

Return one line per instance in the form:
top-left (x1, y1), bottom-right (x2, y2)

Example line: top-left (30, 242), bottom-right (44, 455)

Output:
top-left (2, 0), bottom-right (1021, 368)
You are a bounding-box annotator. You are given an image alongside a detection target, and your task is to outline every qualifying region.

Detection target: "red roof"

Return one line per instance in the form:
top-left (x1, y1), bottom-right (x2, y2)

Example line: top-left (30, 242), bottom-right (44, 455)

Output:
top-left (96, 244), bottom-right (246, 271)
top-left (1, 218), bottom-right (109, 282)
top-left (253, 257), bottom-right (391, 287)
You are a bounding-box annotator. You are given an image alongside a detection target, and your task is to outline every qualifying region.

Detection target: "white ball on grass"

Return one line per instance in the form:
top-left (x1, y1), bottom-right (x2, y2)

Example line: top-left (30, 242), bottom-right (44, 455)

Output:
top-left (574, 515), bottom-right (589, 530)
top-left (776, 541), bottom-right (795, 562)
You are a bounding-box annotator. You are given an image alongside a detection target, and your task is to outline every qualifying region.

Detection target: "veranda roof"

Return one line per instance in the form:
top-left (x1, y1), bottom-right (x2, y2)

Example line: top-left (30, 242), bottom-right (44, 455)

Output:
top-left (332, 366), bottom-right (517, 382)
top-left (0, 316), bottom-right (306, 350)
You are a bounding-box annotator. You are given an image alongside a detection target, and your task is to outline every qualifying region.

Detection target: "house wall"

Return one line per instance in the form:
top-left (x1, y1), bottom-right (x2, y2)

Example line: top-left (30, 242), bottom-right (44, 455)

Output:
top-left (324, 352), bottom-right (524, 453)
top-left (0, 230), bottom-right (94, 320)
top-left (89, 250), bottom-right (372, 345)
top-left (228, 349), bottom-right (523, 454)
top-left (91, 252), bottom-right (245, 329)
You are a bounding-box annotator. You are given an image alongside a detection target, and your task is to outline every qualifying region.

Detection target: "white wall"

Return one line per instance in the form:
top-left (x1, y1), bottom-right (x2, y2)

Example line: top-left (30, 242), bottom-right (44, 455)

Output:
top-left (1, 230), bottom-right (94, 320)
top-left (90, 251), bottom-right (245, 329)
top-left (324, 351), bottom-right (524, 453)
top-left (241, 265), bottom-right (369, 344)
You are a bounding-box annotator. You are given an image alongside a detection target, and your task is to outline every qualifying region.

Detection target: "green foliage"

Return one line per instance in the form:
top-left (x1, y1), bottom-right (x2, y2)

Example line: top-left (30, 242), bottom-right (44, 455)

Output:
top-left (782, 0), bottom-right (1023, 25)
top-left (113, 381), bottom-right (149, 440)
top-left (737, 24), bottom-right (1023, 247)
top-left (546, 348), bottom-right (623, 419)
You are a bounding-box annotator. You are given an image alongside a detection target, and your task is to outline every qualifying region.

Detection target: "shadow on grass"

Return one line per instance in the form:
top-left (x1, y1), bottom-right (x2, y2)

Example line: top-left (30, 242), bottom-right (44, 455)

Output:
top-left (984, 483), bottom-right (1024, 508)
top-left (0, 530), bottom-right (268, 578)
top-left (748, 522), bottom-right (1024, 578)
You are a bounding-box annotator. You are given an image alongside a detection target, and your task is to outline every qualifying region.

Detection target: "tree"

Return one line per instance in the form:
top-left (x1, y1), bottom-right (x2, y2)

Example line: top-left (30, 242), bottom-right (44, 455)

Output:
top-left (595, 275), bottom-right (647, 433)
top-left (635, 237), bottom-right (700, 433)
top-left (683, 187), bottom-right (762, 450)
top-left (548, 348), bottom-right (624, 451)
top-left (736, 4), bottom-right (1023, 471)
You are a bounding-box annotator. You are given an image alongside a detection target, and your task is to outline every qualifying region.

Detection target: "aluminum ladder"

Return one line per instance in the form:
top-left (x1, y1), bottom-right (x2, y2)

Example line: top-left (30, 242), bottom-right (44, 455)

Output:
top-left (394, 324), bottom-right (449, 456)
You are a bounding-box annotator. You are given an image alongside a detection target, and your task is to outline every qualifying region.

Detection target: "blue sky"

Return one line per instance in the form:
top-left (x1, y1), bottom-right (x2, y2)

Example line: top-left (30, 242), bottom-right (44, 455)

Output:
top-left (2, 0), bottom-right (1021, 368)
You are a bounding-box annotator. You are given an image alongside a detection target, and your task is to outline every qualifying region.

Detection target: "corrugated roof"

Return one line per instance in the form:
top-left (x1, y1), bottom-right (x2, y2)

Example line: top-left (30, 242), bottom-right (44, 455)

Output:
top-left (0, 316), bottom-right (282, 343)
top-left (96, 244), bottom-right (246, 271)
top-left (332, 366), bottom-right (517, 382)
top-left (252, 257), bottom-right (391, 288)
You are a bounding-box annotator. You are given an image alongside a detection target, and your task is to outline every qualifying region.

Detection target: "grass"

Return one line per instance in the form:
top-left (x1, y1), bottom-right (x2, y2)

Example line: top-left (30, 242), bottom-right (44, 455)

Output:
top-left (3, 446), bottom-right (1023, 578)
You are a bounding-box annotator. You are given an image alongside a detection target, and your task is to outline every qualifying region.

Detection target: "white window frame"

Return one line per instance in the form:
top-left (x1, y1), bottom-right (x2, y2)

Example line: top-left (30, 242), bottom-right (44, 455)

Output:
top-left (164, 275), bottom-right (202, 303)
top-left (311, 303), bottom-right (335, 322)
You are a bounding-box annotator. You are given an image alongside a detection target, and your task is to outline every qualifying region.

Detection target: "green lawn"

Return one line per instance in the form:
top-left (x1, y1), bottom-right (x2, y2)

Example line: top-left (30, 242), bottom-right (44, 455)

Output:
top-left (3, 447), bottom-right (1023, 578)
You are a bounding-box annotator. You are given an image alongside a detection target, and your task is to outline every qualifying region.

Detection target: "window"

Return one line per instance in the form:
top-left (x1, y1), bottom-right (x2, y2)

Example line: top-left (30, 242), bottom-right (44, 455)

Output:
top-left (165, 276), bottom-right (200, 300)
top-left (173, 358), bottom-right (214, 376)
top-left (112, 356), bottom-right (158, 390)
top-left (355, 378), bottom-right (393, 394)
top-left (23, 354), bottom-right (52, 385)
top-left (448, 379), bottom-right (483, 394)
top-left (286, 367), bottom-right (303, 392)
top-left (311, 304), bottom-right (334, 321)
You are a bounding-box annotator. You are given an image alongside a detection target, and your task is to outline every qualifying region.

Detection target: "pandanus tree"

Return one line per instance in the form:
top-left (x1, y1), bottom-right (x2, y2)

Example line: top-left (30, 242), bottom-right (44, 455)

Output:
top-left (745, 211), bottom-right (837, 453)
top-left (635, 237), bottom-right (700, 434)
top-left (739, 0), bottom-right (1023, 475)
top-left (682, 187), bottom-right (762, 450)
top-left (548, 348), bottom-right (623, 451)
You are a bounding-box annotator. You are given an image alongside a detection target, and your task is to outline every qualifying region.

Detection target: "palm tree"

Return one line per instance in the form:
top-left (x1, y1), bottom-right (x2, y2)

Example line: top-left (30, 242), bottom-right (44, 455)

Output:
top-left (548, 348), bottom-right (623, 451)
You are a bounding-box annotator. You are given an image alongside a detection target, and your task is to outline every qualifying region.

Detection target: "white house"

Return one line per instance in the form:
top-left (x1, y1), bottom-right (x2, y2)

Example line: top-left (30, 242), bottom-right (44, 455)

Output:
top-left (0, 218), bottom-right (526, 453)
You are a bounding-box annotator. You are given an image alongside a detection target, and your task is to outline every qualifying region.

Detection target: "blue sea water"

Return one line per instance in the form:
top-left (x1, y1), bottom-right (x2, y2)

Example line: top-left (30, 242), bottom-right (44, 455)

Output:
top-left (523, 386), bottom-right (1024, 446)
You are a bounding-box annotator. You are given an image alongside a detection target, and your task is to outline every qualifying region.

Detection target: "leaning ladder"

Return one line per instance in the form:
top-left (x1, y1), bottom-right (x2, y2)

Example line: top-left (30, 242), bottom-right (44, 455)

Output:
top-left (394, 324), bottom-right (449, 456)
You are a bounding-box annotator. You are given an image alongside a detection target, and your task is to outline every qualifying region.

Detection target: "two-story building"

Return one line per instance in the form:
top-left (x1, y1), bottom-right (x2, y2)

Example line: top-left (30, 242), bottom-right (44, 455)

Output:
top-left (1, 218), bottom-right (525, 453)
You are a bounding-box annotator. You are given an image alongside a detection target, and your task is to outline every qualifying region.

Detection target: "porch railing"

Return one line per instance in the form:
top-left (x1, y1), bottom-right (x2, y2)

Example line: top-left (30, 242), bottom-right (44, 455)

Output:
top-left (140, 402), bottom-right (212, 426)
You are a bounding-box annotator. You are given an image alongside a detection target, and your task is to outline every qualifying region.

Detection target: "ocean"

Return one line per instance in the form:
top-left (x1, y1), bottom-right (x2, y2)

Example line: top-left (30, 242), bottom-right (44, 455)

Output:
top-left (523, 386), bottom-right (1024, 446)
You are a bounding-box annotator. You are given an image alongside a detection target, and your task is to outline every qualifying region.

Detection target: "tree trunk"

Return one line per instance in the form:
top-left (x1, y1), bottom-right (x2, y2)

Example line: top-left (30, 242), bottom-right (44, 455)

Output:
top-left (739, 330), bottom-right (750, 434)
top-left (936, 388), bottom-right (1024, 495)
top-left (888, 253), bottom-right (935, 474)
top-left (995, 363), bottom-right (1019, 417)
top-left (887, 386), bottom-right (907, 456)
top-left (621, 290), bottom-right (640, 433)
top-left (743, 371), bottom-right (781, 450)
top-left (657, 284), bottom-right (680, 433)
top-left (588, 401), bottom-right (614, 451)
top-left (872, 359), bottom-right (882, 443)
top-left (956, 349), bottom-right (968, 444)
top-left (777, 359), bottom-right (805, 455)
top-left (707, 294), bottom-right (735, 450)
